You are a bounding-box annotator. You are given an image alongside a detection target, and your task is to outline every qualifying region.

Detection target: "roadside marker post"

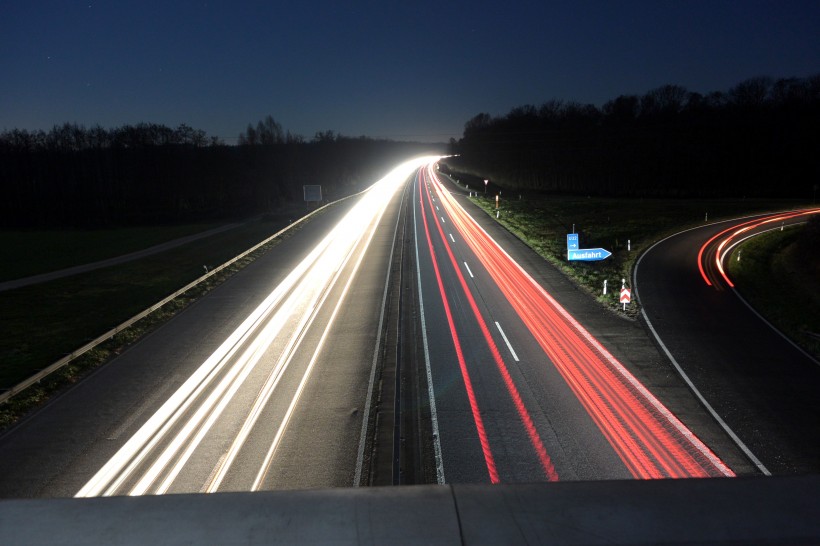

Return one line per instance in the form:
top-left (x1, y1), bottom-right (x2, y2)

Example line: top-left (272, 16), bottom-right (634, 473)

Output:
top-left (603, 279), bottom-right (607, 295)
top-left (620, 286), bottom-right (631, 311)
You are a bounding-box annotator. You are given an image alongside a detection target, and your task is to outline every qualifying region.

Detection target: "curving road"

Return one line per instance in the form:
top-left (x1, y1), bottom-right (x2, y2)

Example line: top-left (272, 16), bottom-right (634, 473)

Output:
top-left (635, 209), bottom-right (820, 474)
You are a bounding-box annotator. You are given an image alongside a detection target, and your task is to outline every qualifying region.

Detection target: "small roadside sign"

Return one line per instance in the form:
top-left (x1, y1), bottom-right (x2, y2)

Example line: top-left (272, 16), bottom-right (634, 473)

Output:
top-left (566, 233), bottom-right (611, 261)
top-left (303, 185), bottom-right (322, 202)
top-left (620, 287), bottom-right (631, 311)
top-left (568, 248), bottom-right (611, 261)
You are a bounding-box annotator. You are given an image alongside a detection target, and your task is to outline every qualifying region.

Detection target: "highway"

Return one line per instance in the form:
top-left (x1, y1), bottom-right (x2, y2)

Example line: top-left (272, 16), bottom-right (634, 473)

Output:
top-left (0, 157), bottom-right (430, 497)
top-left (636, 209), bottom-right (820, 474)
top-left (412, 164), bottom-right (735, 482)
top-left (0, 157), bottom-right (759, 500)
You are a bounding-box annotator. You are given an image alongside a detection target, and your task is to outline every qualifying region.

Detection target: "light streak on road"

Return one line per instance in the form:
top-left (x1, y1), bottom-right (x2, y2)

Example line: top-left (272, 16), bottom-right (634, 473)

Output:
top-left (76, 156), bottom-right (437, 497)
top-left (419, 170), bottom-right (559, 482)
top-left (697, 209), bottom-right (820, 288)
top-left (423, 163), bottom-right (734, 479)
top-left (417, 175), bottom-right (500, 483)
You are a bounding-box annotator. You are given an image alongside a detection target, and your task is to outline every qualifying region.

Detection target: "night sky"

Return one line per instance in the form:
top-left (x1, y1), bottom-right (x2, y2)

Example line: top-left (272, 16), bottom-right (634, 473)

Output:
top-left (2, 1), bottom-right (819, 143)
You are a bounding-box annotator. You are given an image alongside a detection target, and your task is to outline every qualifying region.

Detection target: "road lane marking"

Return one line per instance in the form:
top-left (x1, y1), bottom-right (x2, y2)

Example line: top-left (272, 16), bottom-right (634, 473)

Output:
top-left (427, 163), bottom-right (732, 479)
top-left (495, 322), bottom-right (519, 362)
top-left (723, 227), bottom-right (819, 367)
top-left (412, 175), bottom-right (446, 484)
top-left (422, 165), bottom-right (557, 481)
top-left (419, 170), bottom-right (498, 483)
top-left (449, 233), bottom-right (455, 243)
top-left (635, 236), bottom-right (771, 476)
top-left (464, 262), bottom-right (474, 278)
top-left (440, 216), bottom-right (445, 223)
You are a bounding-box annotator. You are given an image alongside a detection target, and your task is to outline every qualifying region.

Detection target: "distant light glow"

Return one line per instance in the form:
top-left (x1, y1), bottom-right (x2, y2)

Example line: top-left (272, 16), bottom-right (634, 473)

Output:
top-left (76, 156), bottom-right (438, 497)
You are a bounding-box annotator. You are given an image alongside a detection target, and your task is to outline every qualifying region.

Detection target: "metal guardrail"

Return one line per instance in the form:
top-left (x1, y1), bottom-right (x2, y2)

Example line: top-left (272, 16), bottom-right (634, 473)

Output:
top-left (0, 200), bottom-right (341, 405)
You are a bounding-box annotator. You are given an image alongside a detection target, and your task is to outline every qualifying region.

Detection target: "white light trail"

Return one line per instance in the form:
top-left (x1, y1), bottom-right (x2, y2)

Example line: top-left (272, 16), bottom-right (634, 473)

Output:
top-left (77, 156), bottom-right (438, 497)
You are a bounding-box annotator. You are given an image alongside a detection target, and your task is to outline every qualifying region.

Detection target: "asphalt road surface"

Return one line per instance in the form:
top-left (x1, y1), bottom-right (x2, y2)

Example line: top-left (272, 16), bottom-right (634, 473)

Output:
top-left (635, 209), bottom-right (820, 474)
top-left (410, 164), bottom-right (742, 483)
top-left (0, 157), bottom-right (766, 499)
top-left (0, 158), bottom-right (430, 497)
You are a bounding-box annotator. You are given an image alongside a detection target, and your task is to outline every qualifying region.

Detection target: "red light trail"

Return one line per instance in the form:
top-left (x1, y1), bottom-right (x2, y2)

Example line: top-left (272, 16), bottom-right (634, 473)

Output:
top-left (419, 168), bottom-right (560, 482)
top-left (697, 209), bottom-right (820, 288)
top-left (417, 171), bottom-right (500, 483)
top-left (423, 164), bottom-right (734, 479)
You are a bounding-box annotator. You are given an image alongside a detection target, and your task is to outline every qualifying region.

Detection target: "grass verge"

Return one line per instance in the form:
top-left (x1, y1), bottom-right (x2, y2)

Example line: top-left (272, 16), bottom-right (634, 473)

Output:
top-left (459, 181), bottom-right (809, 317)
top-left (0, 213), bottom-right (314, 430)
top-left (0, 222), bottom-right (228, 282)
top-left (726, 225), bottom-right (820, 361)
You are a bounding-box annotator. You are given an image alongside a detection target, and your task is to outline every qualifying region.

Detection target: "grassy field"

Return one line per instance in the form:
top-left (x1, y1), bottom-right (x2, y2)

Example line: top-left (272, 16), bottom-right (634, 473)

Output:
top-left (727, 225), bottom-right (820, 360)
top-left (0, 223), bottom-right (229, 282)
top-left (466, 189), bottom-right (811, 316)
top-left (0, 214), bottom-right (309, 428)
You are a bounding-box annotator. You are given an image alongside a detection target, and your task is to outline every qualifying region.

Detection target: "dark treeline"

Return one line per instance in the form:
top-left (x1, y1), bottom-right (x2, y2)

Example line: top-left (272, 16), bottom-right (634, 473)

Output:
top-left (0, 116), bottom-right (439, 228)
top-left (446, 76), bottom-right (820, 198)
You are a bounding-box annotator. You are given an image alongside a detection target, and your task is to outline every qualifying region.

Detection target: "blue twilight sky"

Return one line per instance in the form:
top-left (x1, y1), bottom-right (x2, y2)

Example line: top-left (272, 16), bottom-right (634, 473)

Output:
top-left (2, 1), bottom-right (819, 143)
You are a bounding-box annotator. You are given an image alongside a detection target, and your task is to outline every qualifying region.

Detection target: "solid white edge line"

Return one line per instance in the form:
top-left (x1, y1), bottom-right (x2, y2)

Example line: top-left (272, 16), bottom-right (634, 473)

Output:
top-left (721, 225), bottom-right (820, 367)
top-left (413, 171), bottom-right (446, 484)
top-left (463, 262), bottom-right (474, 278)
top-left (634, 232), bottom-right (772, 476)
top-left (495, 322), bottom-right (520, 362)
top-left (352, 182), bottom-right (405, 486)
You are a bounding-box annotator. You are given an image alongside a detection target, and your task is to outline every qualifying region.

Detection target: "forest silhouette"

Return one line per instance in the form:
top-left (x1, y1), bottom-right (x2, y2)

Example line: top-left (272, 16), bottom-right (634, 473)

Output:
top-left (446, 76), bottom-right (819, 199)
top-left (0, 116), bottom-right (437, 228)
top-left (2, 75), bottom-right (818, 229)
